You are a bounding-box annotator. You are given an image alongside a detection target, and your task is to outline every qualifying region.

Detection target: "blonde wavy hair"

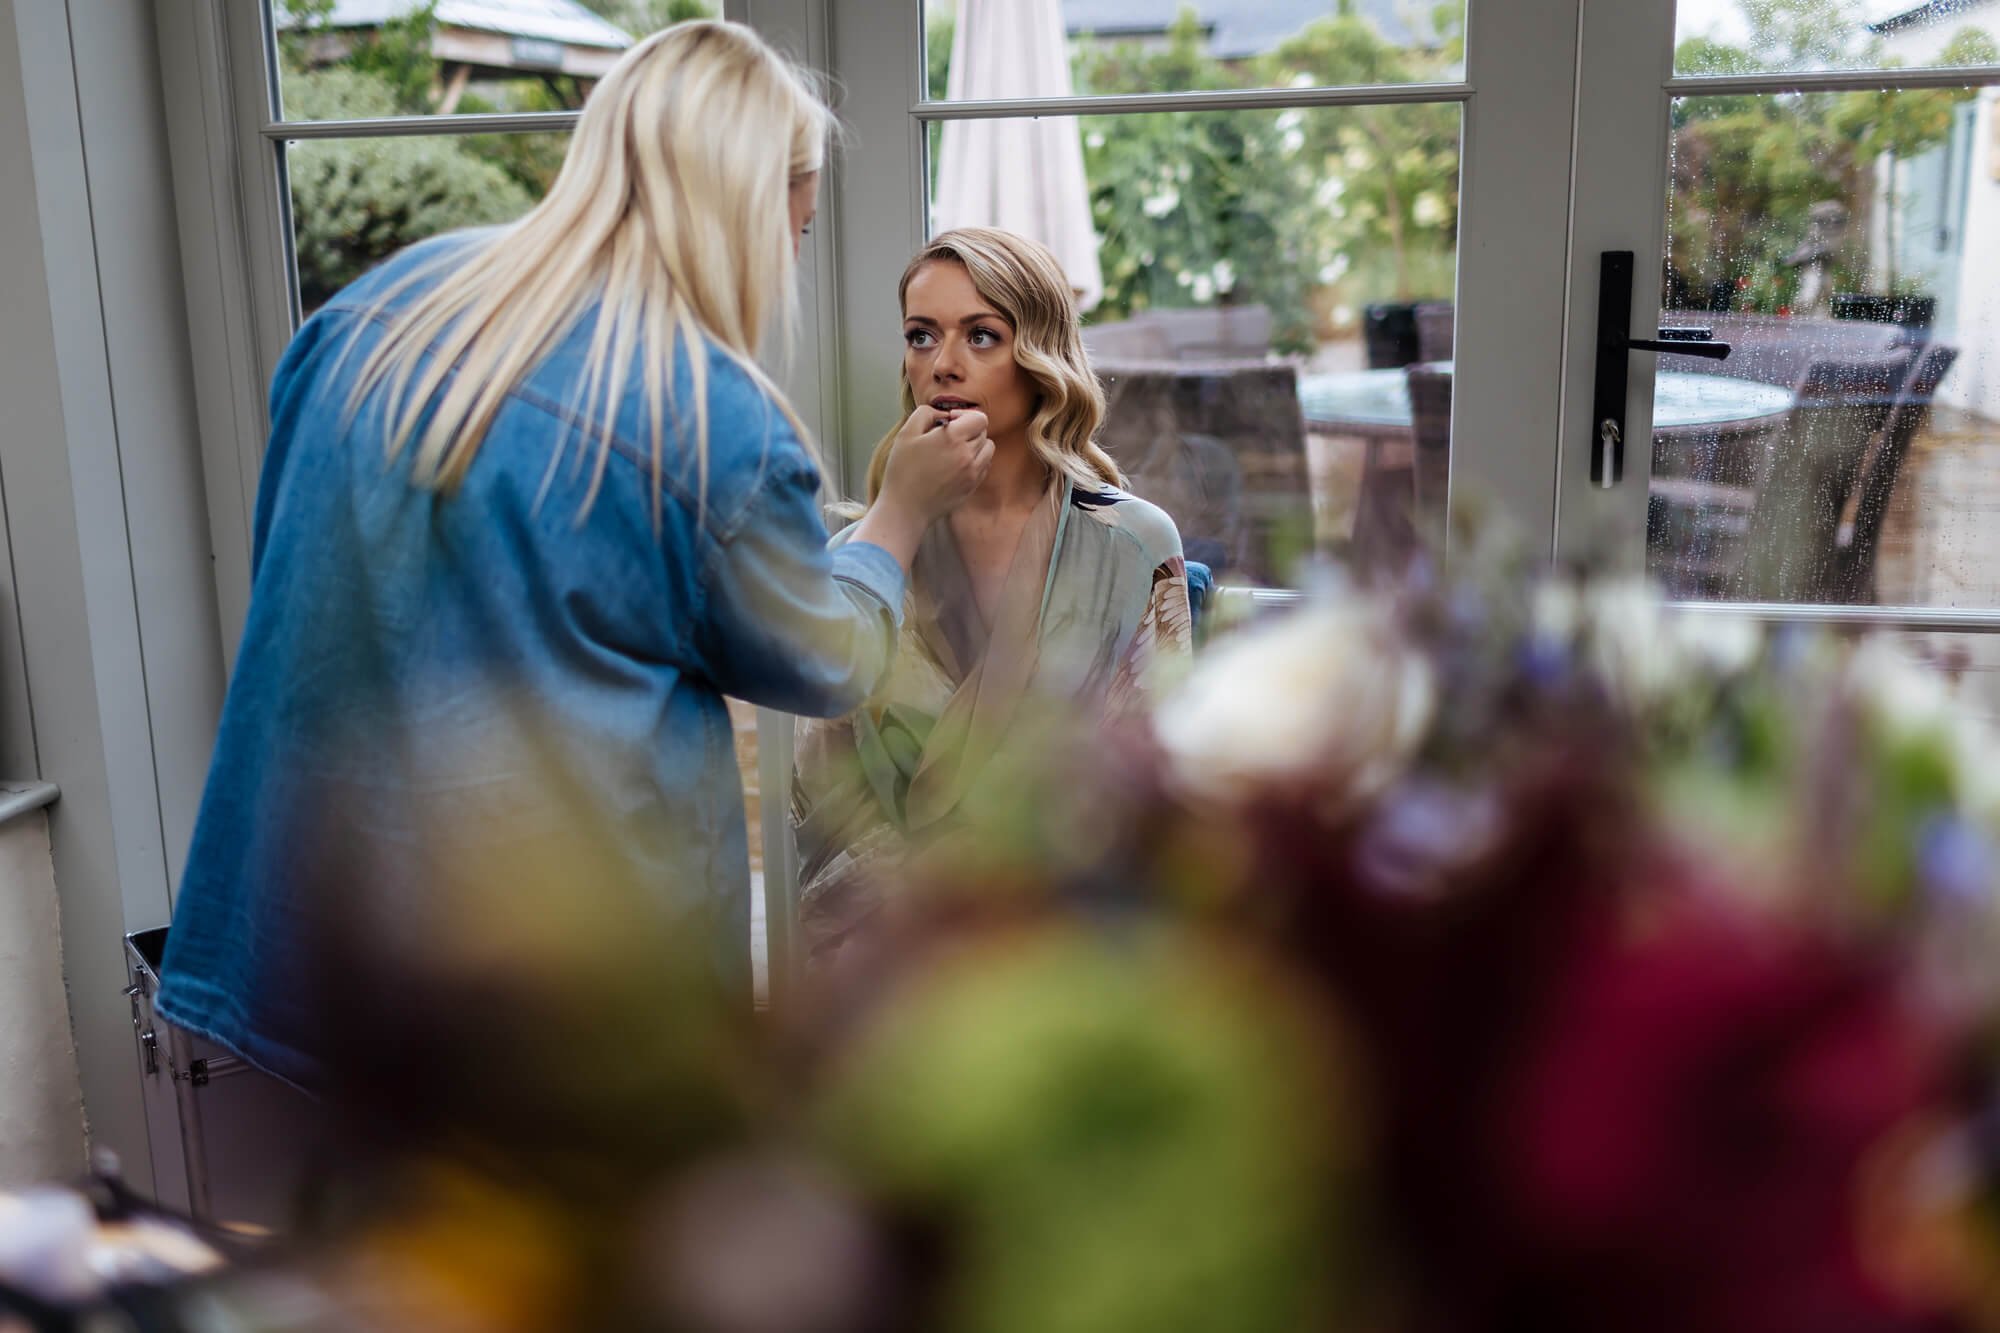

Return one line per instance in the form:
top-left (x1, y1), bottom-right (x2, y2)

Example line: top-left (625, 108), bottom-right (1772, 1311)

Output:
top-left (345, 20), bottom-right (827, 520)
top-left (864, 228), bottom-right (1122, 503)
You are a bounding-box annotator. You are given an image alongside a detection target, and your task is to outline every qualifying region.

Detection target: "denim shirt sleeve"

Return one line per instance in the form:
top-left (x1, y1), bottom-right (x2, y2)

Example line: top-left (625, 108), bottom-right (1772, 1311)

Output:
top-left (695, 453), bottom-right (906, 719)
top-left (251, 309), bottom-right (341, 572)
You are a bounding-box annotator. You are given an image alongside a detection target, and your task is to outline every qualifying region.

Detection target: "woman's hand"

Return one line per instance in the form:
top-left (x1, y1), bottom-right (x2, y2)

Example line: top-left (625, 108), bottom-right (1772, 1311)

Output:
top-left (883, 405), bottom-right (993, 521)
top-left (853, 405), bottom-right (994, 569)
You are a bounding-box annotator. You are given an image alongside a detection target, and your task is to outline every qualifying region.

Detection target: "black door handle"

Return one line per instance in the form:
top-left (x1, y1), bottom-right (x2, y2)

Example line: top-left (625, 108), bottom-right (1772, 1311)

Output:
top-left (1631, 328), bottom-right (1733, 358)
top-left (1592, 252), bottom-right (1734, 486)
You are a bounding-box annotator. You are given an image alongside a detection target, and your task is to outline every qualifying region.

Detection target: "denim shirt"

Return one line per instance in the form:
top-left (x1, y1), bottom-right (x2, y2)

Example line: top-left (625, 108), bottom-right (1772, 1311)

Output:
top-left (156, 234), bottom-right (904, 1090)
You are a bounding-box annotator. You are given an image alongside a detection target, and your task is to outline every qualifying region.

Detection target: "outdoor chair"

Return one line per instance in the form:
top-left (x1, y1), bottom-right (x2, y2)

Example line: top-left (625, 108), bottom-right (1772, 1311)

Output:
top-left (1648, 349), bottom-right (1916, 602)
top-left (1347, 362), bottom-right (1451, 572)
top-left (1405, 363), bottom-right (1453, 558)
top-left (1093, 360), bottom-right (1312, 585)
top-left (1414, 301), bottom-right (1455, 364)
top-left (1827, 342), bottom-right (1958, 603)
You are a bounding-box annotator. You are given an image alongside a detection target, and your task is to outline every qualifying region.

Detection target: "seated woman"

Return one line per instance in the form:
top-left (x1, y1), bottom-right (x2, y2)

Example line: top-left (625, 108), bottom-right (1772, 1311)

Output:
top-left (792, 227), bottom-right (1192, 960)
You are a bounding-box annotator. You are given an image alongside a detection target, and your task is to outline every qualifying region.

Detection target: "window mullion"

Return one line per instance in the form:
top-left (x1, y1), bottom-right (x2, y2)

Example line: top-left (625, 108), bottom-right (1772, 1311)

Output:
top-left (912, 81), bottom-right (1474, 120)
top-left (261, 111), bottom-right (583, 140)
top-left (1668, 63), bottom-right (2000, 97)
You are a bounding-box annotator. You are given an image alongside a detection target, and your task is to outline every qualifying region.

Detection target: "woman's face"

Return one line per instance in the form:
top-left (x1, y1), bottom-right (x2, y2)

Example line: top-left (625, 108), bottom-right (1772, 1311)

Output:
top-left (789, 171), bottom-right (819, 258)
top-left (902, 260), bottom-right (1036, 446)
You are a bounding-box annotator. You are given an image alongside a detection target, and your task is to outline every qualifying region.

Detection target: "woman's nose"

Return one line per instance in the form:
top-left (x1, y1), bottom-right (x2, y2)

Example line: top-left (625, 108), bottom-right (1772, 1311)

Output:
top-left (930, 339), bottom-right (964, 380)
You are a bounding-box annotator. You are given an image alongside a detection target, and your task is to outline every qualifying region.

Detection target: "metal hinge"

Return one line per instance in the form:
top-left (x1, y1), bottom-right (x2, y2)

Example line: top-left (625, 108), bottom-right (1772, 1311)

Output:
top-left (173, 1055), bottom-right (249, 1087)
top-left (123, 982), bottom-right (160, 1077)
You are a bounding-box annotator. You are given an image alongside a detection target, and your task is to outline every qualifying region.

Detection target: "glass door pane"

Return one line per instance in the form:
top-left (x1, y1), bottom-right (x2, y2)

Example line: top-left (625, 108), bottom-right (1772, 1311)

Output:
top-left (1675, 0), bottom-right (1999, 75)
top-left (915, 1), bottom-right (1479, 586)
top-left (1646, 83), bottom-right (1999, 607)
top-left (1558, 0), bottom-right (2000, 616)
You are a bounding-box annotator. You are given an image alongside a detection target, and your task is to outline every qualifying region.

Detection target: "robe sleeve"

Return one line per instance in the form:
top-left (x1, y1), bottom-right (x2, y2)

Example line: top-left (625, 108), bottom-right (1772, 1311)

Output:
top-left (1105, 555), bottom-right (1194, 716)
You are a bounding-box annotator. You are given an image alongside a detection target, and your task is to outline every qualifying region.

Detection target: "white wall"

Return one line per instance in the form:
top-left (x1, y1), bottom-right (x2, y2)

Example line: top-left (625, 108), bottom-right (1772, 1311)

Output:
top-left (0, 807), bottom-right (84, 1187)
top-left (1, 0), bottom-right (231, 1194)
top-left (1942, 89), bottom-right (2000, 419)
top-left (1873, 6), bottom-right (2000, 420)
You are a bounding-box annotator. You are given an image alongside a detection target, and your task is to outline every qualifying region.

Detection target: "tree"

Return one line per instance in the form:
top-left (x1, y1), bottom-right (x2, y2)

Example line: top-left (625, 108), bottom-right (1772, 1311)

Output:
top-left (274, 0), bottom-right (642, 307)
top-left (1667, 4), bottom-right (1994, 314)
top-left (1073, 7), bottom-right (1461, 354)
top-left (287, 68), bottom-right (535, 310)
top-left (1258, 13), bottom-right (1461, 306)
top-left (278, 0), bottom-right (441, 115)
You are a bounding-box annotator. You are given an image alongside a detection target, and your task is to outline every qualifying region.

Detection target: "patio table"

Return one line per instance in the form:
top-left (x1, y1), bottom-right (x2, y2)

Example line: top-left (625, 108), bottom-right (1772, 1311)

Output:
top-left (1298, 362), bottom-right (1795, 441)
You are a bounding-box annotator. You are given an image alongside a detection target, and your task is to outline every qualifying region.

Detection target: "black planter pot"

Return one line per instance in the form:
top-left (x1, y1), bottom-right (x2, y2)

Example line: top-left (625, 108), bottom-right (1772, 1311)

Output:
top-left (1362, 302), bottom-right (1420, 369)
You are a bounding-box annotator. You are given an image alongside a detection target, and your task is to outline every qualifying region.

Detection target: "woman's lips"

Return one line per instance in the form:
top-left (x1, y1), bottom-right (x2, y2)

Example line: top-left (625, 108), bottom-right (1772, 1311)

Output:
top-left (931, 397), bottom-right (976, 411)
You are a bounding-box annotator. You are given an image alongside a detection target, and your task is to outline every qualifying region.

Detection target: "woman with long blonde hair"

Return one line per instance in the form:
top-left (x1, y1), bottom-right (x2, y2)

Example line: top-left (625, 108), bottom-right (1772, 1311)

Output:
top-left (792, 228), bottom-right (1193, 963)
top-left (157, 22), bottom-right (990, 1100)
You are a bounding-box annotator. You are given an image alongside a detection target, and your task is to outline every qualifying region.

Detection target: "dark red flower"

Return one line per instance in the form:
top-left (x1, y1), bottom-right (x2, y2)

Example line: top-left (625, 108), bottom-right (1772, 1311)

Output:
top-left (1496, 894), bottom-right (1954, 1333)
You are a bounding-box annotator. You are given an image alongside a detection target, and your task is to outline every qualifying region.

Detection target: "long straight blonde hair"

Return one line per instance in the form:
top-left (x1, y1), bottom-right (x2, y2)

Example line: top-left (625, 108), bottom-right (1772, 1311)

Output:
top-left (864, 228), bottom-right (1123, 503)
top-left (345, 20), bottom-right (827, 520)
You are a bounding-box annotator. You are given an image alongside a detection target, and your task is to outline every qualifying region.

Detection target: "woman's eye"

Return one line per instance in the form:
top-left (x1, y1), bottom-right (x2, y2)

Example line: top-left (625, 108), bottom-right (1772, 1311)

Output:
top-left (970, 328), bottom-right (1001, 347)
top-left (904, 329), bottom-right (934, 348)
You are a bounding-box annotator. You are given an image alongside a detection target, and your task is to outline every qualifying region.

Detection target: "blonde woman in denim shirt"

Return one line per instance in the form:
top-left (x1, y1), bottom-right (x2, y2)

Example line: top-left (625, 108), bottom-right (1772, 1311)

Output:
top-left (155, 22), bottom-right (992, 1104)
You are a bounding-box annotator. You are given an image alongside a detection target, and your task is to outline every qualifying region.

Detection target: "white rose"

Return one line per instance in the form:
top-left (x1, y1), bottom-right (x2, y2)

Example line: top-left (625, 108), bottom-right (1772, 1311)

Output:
top-left (1846, 634), bottom-right (1956, 740)
top-left (1843, 636), bottom-right (2000, 832)
top-left (1580, 578), bottom-right (1680, 707)
top-left (1530, 580), bottom-right (1582, 646)
top-left (1951, 722), bottom-right (2000, 829)
top-left (1156, 604), bottom-right (1434, 808)
top-left (1555, 577), bottom-right (1759, 709)
top-left (1669, 609), bottom-right (1762, 678)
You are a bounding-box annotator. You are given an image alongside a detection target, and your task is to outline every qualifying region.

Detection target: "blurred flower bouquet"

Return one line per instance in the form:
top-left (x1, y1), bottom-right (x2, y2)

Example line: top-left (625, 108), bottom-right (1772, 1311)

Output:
top-left (34, 563), bottom-right (2000, 1332)
top-left (800, 560), bottom-right (2000, 1333)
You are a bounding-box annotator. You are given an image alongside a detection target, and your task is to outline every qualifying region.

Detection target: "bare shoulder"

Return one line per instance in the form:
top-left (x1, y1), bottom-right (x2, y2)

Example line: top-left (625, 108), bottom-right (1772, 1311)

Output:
top-left (1069, 484), bottom-right (1184, 566)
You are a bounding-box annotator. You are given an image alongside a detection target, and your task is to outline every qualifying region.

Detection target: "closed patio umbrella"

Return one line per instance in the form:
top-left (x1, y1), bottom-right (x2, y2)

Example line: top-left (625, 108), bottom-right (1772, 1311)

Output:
top-left (932, 0), bottom-right (1104, 312)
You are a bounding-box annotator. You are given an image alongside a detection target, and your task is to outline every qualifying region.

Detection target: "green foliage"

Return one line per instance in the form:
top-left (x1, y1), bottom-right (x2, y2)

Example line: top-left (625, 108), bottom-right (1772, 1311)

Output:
top-left (274, 0), bottom-right (736, 306)
top-left (1260, 17), bottom-right (1460, 313)
top-left (279, 0), bottom-right (440, 115)
top-left (286, 68), bottom-right (534, 310)
top-left (1668, 2), bottom-right (1993, 312)
top-left (927, 1), bottom-right (955, 101)
top-left (1738, 0), bottom-right (1873, 69)
top-left (271, 0), bottom-right (733, 304)
top-left (1668, 89), bottom-right (1868, 312)
top-left (817, 928), bottom-right (1348, 1333)
top-left (1074, 8), bottom-right (1461, 354)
